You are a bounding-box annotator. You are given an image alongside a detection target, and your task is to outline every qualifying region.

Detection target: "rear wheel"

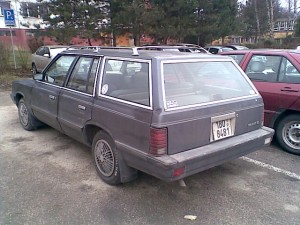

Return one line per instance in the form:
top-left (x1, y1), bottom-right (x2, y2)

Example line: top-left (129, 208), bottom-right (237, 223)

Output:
top-left (18, 98), bottom-right (40, 131)
top-left (276, 114), bottom-right (300, 155)
top-left (92, 132), bottom-right (121, 185)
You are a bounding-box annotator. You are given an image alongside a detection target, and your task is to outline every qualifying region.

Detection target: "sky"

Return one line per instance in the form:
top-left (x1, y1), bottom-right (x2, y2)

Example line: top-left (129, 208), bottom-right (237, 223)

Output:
top-left (238, 0), bottom-right (289, 9)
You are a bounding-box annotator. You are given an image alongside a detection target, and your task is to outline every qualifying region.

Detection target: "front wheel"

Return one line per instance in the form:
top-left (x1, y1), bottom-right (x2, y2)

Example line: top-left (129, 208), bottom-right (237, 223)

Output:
top-left (276, 114), bottom-right (300, 155)
top-left (92, 132), bottom-right (121, 185)
top-left (18, 98), bottom-right (40, 131)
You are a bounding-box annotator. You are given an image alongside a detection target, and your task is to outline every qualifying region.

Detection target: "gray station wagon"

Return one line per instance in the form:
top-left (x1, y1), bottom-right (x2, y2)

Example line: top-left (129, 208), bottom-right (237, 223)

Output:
top-left (11, 47), bottom-right (274, 185)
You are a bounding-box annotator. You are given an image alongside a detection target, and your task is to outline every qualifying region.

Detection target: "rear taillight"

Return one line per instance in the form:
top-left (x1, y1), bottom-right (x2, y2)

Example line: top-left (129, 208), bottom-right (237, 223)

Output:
top-left (150, 127), bottom-right (167, 156)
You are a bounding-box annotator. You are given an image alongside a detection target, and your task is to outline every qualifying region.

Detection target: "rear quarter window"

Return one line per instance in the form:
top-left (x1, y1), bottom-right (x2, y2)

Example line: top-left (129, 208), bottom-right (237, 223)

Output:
top-left (101, 59), bottom-right (151, 107)
top-left (226, 54), bottom-right (245, 64)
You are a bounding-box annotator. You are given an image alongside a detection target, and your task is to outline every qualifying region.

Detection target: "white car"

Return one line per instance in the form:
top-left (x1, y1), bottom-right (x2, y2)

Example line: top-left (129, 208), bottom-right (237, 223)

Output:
top-left (32, 45), bottom-right (68, 74)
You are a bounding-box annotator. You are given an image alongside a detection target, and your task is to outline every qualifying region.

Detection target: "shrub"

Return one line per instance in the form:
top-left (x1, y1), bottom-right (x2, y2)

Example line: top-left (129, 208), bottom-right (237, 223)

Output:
top-left (16, 48), bottom-right (31, 70)
top-left (0, 41), bottom-right (11, 74)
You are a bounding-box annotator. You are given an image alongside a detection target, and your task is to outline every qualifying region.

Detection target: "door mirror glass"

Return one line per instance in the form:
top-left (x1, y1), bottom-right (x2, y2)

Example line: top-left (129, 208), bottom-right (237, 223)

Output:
top-left (33, 73), bottom-right (43, 81)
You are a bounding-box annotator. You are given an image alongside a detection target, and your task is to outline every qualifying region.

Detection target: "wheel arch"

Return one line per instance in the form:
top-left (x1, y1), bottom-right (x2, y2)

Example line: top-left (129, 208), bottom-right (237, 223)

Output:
top-left (84, 124), bottom-right (114, 146)
top-left (272, 109), bottom-right (300, 130)
top-left (15, 92), bottom-right (25, 106)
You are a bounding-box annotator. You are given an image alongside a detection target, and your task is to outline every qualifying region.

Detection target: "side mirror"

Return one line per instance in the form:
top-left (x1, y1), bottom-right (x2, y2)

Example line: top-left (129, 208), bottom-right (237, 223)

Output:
top-left (33, 73), bottom-right (43, 81)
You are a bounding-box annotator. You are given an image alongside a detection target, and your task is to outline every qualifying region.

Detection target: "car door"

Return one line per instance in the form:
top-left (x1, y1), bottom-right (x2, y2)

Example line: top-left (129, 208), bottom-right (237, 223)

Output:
top-left (31, 55), bottom-right (77, 131)
top-left (244, 54), bottom-right (300, 126)
top-left (40, 47), bottom-right (51, 70)
top-left (58, 56), bottom-right (100, 143)
top-left (34, 47), bottom-right (46, 72)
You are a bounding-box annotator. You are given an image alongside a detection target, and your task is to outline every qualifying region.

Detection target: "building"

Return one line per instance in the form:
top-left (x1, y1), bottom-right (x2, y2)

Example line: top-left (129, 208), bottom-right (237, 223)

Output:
top-left (0, 0), bottom-right (110, 50)
top-left (0, 0), bottom-right (46, 50)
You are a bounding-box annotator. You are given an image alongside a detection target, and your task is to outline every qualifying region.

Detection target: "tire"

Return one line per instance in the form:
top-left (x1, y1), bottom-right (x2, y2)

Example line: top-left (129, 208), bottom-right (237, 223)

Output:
top-left (92, 132), bottom-right (121, 185)
top-left (276, 114), bottom-right (300, 155)
top-left (18, 98), bottom-right (40, 131)
top-left (32, 63), bottom-right (38, 75)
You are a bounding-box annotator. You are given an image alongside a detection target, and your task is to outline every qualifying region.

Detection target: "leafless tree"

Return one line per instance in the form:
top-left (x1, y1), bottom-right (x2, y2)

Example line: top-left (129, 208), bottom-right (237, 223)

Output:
top-left (266, 0), bottom-right (275, 39)
top-left (254, 0), bottom-right (261, 41)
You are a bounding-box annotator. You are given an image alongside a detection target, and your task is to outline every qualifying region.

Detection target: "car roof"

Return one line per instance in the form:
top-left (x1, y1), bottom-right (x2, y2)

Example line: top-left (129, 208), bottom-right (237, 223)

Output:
top-left (220, 49), bottom-right (300, 54)
top-left (225, 45), bottom-right (249, 50)
top-left (206, 46), bottom-right (223, 49)
top-left (44, 45), bottom-right (68, 49)
top-left (62, 47), bottom-right (227, 61)
top-left (142, 45), bottom-right (205, 49)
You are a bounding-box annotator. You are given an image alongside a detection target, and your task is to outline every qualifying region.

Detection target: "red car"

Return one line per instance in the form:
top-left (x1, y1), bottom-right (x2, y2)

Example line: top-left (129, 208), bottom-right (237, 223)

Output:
top-left (221, 49), bottom-right (300, 155)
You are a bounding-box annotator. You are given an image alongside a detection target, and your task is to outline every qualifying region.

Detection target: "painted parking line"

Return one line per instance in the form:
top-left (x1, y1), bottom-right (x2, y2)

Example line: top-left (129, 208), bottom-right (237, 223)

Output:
top-left (241, 156), bottom-right (300, 180)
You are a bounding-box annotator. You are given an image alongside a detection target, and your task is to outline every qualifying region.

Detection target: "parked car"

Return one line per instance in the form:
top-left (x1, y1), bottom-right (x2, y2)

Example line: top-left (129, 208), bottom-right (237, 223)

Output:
top-left (142, 45), bottom-right (209, 53)
top-left (221, 49), bottom-right (300, 155)
top-left (11, 47), bottom-right (274, 185)
top-left (225, 45), bottom-right (249, 50)
top-left (205, 45), bottom-right (233, 54)
top-left (32, 45), bottom-right (68, 74)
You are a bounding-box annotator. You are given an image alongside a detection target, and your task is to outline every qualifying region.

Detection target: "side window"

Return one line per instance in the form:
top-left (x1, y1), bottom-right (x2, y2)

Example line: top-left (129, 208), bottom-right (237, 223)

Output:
top-left (44, 55), bottom-right (76, 86)
top-left (209, 48), bottom-right (218, 54)
top-left (87, 58), bottom-right (99, 94)
top-left (101, 59), bottom-right (150, 106)
top-left (279, 58), bottom-right (300, 83)
top-left (245, 55), bottom-right (281, 82)
top-left (44, 47), bottom-right (50, 55)
top-left (107, 60), bottom-right (123, 72)
top-left (36, 47), bottom-right (44, 56)
top-left (65, 57), bottom-right (98, 94)
top-left (226, 54), bottom-right (244, 64)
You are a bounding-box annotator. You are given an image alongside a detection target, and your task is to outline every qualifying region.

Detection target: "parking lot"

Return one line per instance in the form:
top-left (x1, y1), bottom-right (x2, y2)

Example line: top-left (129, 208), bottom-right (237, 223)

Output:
top-left (0, 90), bottom-right (299, 225)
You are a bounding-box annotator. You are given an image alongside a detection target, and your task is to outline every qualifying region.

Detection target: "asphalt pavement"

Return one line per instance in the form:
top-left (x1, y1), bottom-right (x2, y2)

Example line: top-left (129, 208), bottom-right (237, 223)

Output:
top-left (0, 91), bottom-right (299, 225)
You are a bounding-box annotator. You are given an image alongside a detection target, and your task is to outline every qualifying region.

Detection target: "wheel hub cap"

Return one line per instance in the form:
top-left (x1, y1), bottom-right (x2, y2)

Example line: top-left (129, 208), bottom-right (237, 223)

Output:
top-left (19, 103), bottom-right (28, 126)
top-left (283, 122), bottom-right (300, 150)
top-left (95, 140), bottom-right (114, 177)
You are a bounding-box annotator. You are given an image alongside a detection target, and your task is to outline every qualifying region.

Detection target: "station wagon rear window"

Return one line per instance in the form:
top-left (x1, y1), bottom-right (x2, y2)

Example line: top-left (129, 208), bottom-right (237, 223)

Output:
top-left (162, 61), bottom-right (257, 109)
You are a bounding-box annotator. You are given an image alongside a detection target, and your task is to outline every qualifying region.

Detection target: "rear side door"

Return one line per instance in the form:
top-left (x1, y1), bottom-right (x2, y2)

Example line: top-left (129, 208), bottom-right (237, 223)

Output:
top-left (58, 56), bottom-right (100, 142)
top-left (34, 47), bottom-right (46, 72)
top-left (31, 55), bottom-right (77, 131)
top-left (243, 54), bottom-right (300, 126)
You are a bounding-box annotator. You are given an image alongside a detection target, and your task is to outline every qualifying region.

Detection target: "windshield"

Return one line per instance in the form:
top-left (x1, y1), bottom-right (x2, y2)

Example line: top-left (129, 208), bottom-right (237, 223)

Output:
top-left (162, 60), bottom-right (257, 109)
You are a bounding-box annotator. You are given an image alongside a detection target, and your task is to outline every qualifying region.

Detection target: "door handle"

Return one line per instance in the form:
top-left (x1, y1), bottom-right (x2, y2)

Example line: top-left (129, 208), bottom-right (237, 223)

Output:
top-left (280, 88), bottom-right (299, 92)
top-left (49, 95), bottom-right (56, 100)
top-left (78, 105), bottom-right (86, 110)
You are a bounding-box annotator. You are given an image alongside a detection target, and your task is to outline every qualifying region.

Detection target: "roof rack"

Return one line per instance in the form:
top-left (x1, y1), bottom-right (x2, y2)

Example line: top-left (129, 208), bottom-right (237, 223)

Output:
top-left (66, 46), bottom-right (148, 56)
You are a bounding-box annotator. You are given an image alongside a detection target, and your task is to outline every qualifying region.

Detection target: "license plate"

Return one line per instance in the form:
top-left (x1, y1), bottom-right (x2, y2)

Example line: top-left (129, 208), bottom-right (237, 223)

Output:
top-left (211, 113), bottom-right (236, 141)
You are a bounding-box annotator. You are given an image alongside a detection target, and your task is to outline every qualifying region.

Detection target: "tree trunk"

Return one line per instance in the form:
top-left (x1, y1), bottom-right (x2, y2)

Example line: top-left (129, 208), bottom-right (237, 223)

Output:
top-left (254, 0), bottom-right (261, 42)
top-left (286, 0), bottom-right (292, 37)
top-left (87, 37), bottom-right (92, 46)
top-left (270, 0), bottom-right (274, 40)
top-left (266, 0), bottom-right (274, 40)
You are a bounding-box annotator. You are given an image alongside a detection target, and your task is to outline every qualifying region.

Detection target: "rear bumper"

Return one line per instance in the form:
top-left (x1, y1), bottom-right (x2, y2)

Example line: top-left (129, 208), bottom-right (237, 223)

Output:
top-left (117, 126), bottom-right (274, 182)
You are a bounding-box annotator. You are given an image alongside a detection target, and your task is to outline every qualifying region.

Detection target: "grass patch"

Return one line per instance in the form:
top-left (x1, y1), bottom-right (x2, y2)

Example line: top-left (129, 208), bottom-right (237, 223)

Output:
top-left (0, 69), bottom-right (32, 91)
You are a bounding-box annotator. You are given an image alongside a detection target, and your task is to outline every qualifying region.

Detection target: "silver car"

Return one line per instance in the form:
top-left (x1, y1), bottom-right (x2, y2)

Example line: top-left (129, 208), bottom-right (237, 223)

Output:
top-left (32, 45), bottom-right (68, 74)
